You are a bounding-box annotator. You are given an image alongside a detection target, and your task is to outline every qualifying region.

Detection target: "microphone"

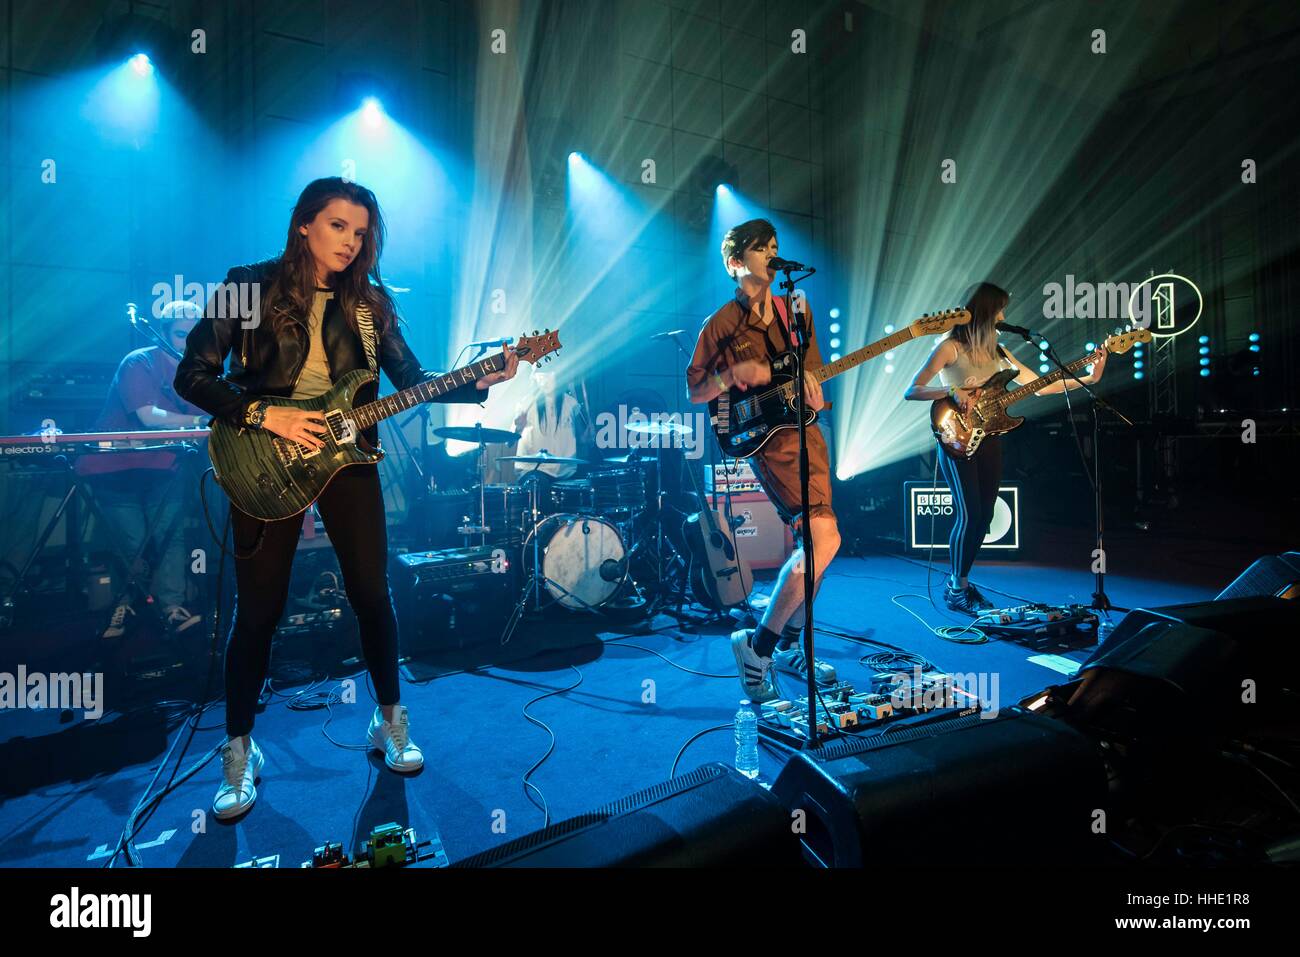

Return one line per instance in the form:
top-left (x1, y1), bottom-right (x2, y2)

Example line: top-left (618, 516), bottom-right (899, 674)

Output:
top-left (996, 321), bottom-right (1040, 339)
top-left (650, 329), bottom-right (686, 341)
top-left (768, 257), bottom-right (813, 272)
top-left (599, 558), bottom-right (627, 582)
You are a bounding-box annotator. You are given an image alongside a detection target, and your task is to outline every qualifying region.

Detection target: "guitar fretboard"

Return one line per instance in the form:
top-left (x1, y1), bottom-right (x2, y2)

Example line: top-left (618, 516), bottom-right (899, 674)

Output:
top-left (995, 352), bottom-right (1098, 408)
top-left (813, 327), bottom-right (916, 384)
top-left (769, 327), bottom-right (917, 403)
top-left (351, 353), bottom-right (504, 429)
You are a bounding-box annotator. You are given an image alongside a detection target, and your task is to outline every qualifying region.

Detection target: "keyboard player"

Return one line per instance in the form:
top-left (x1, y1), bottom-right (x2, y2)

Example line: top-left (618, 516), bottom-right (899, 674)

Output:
top-left (76, 300), bottom-right (207, 637)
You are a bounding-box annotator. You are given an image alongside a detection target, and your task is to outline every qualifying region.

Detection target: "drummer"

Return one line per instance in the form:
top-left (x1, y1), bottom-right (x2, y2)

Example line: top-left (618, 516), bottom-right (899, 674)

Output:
top-left (512, 368), bottom-right (591, 479)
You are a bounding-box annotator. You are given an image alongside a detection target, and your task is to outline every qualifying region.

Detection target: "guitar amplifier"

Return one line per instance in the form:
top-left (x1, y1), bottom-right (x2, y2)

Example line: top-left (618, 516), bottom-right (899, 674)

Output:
top-left (721, 494), bottom-right (793, 571)
top-left (390, 546), bottom-right (516, 649)
top-left (704, 460), bottom-right (764, 495)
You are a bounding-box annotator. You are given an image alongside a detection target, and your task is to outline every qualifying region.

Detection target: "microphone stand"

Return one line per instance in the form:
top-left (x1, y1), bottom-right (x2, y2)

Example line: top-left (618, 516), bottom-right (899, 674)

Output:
top-left (1006, 326), bottom-right (1134, 630)
top-left (128, 301), bottom-right (185, 361)
top-left (778, 265), bottom-right (820, 750)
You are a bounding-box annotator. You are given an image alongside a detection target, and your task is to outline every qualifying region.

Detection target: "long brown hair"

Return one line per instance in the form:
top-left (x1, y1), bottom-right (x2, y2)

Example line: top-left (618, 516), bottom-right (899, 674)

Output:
top-left (261, 177), bottom-right (398, 340)
top-left (947, 281), bottom-right (1009, 363)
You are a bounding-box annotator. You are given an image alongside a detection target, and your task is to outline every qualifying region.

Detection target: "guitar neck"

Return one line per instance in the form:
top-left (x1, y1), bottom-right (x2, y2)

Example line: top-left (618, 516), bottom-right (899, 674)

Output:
top-left (996, 353), bottom-right (1097, 407)
top-left (351, 353), bottom-right (504, 429)
top-left (811, 327), bottom-right (916, 384)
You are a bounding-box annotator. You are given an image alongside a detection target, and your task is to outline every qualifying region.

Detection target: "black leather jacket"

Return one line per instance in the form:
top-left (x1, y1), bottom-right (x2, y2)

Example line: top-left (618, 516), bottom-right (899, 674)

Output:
top-left (174, 259), bottom-right (482, 434)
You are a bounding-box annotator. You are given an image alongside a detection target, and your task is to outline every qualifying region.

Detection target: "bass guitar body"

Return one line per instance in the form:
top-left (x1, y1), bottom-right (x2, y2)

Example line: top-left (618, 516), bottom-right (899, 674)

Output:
top-left (930, 369), bottom-right (1023, 460)
top-left (208, 369), bottom-right (383, 520)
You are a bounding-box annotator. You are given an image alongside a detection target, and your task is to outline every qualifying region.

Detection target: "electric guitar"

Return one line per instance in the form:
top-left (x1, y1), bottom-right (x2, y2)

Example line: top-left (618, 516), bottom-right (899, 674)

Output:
top-left (209, 330), bottom-right (562, 519)
top-left (711, 309), bottom-right (971, 457)
top-left (681, 459), bottom-right (752, 610)
top-left (931, 327), bottom-right (1150, 459)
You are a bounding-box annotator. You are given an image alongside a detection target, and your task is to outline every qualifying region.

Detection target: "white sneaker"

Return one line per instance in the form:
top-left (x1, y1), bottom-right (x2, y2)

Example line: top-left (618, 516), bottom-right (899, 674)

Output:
top-left (213, 736), bottom-right (263, 820)
top-left (368, 705), bottom-right (424, 773)
top-left (101, 600), bottom-right (135, 639)
top-left (163, 605), bottom-right (202, 634)
top-left (730, 629), bottom-right (779, 703)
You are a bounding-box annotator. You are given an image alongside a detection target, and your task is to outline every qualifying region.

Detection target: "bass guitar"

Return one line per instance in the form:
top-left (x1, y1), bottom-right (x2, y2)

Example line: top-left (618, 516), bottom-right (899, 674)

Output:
top-left (209, 330), bottom-right (562, 519)
top-left (931, 327), bottom-right (1150, 459)
top-left (712, 309), bottom-right (970, 457)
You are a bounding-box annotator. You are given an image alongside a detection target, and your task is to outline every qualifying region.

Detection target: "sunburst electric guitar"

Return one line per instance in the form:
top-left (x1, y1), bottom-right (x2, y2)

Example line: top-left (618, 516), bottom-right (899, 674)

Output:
top-left (931, 327), bottom-right (1150, 459)
top-left (711, 309), bottom-right (971, 458)
top-left (209, 330), bottom-right (562, 519)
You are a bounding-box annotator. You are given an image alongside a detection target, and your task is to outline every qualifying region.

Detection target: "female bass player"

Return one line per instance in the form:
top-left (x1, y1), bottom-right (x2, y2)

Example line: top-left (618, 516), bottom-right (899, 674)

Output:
top-left (902, 282), bottom-right (1105, 614)
top-left (176, 177), bottom-right (519, 819)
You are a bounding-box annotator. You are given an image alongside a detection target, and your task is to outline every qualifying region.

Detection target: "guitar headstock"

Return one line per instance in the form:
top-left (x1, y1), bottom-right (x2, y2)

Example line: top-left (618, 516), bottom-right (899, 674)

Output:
top-left (910, 309), bottom-right (971, 337)
top-left (1101, 327), bottom-right (1152, 356)
top-left (514, 328), bottom-right (563, 365)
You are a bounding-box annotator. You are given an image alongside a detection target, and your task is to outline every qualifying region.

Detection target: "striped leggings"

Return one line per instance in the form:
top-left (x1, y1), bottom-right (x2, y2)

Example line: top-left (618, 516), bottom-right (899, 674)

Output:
top-left (936, 437), bottom-right (1002, 580)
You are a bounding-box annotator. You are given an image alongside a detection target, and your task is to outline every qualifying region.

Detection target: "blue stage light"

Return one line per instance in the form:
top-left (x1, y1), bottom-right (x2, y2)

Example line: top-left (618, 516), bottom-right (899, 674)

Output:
top-left (828, 308), bottom-right (840, 320)
top-left (1134, 360), bottom-right (1143, 369)
top-left (1038, 363), bottom-right (1049, 374)
top-left (1249, 332), bottom-right (1260, 343)
top-left (1085, 341), bottom-right (1096, 351)
top-left (1198, 335), bottom-right (1209, 345)
top-left (829, 322), bottom-right (840, 334)
top-left (1199, 368), bottom-right (1211, 377)
top-left (830, 338), bottom-right (841, 349)
top-left (1199, 357), bottom-right (1210, 366)
top-left (1199, 346), bottom-right (1209, 355)
top-left (360, 96), bottom-right (384, 126)
top-left (1249, 344), bottom-right (1260, 353)
top-left (1133, 371), bottom-right (1144, 380)
top-left (129, 53), bottom-right (153, 77)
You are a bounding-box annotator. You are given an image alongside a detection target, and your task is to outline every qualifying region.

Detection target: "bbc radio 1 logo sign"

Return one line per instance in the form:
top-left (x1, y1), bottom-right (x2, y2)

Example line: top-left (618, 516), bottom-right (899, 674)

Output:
top-left (906, 483), bottom-right (1020, 552)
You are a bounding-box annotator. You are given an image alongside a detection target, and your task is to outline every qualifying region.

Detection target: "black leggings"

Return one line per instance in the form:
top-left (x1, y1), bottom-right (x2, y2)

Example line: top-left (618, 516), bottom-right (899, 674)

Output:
top-left (936, 438), bottom-right (1002, 581)
top-left (224, 464), bottom-right (400, 737)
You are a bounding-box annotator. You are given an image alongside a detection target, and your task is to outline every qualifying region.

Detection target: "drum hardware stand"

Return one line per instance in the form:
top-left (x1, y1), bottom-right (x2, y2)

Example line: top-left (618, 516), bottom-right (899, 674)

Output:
top-left (499, 468), bottom-right (608, 645)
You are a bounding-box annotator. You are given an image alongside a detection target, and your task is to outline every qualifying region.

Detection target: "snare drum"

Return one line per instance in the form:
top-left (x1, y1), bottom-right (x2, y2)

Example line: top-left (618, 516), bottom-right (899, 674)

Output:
top-left (523, 513), bottom-right (627, 611)
top-left (591, 468), bottom-right (646, 516)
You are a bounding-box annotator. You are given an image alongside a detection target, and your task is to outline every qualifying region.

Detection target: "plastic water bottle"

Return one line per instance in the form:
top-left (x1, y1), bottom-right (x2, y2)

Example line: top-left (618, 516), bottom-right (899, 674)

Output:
top-left (734, 700), bottom-right (759, 780)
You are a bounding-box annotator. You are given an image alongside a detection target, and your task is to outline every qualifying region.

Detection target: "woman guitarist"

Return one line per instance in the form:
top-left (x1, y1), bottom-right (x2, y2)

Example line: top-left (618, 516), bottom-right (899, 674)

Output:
top-left (176, 177), bottom-right (518, 819)
top-left (903, 282), bottom-right (1105, 615)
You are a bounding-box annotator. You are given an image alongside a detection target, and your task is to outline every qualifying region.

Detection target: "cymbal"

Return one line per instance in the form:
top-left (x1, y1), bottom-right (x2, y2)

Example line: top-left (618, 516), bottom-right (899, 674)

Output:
top-left (500, 452), bottom-right (589, 466)
top-left (625, 420), bottom-right (693, 436)
top-left (434, 425), bottom-right (520, 445)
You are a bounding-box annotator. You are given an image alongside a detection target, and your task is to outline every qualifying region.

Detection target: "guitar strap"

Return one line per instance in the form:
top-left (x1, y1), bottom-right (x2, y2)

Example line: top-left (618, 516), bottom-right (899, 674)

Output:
top-left (355, 303), bottom-right (379, 374)
top-left (769, 296), bottom-right (796, 355)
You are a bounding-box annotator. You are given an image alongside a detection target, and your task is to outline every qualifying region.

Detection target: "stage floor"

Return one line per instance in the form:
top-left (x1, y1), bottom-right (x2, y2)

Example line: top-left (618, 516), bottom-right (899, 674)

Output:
top-left (0, 553), bottom-right (1217, 868)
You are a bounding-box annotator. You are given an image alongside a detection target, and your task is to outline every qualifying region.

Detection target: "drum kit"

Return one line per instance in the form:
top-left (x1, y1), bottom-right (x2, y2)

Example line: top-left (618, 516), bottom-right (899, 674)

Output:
top-left (430, 417), bottom-right (701, 641)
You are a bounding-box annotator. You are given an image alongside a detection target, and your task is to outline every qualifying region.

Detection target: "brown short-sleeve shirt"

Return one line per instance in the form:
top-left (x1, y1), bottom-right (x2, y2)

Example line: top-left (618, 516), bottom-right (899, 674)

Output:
top-left (687, 290), bottom-right (834, 527)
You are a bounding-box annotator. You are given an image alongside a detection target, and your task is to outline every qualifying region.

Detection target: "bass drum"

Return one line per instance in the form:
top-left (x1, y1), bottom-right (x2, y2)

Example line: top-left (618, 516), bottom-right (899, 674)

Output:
top-left (523, 513), bottom-right (627, 611)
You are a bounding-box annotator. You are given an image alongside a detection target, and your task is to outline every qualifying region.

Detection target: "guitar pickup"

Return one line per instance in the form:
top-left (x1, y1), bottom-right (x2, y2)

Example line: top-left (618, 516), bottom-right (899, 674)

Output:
top-left (325, 409), bottom-right (357, 444)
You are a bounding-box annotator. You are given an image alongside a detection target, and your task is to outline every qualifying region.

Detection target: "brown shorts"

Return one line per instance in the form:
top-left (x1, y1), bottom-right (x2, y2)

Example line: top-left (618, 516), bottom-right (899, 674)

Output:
top-left (749, 425), bottom-right (836, 531)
